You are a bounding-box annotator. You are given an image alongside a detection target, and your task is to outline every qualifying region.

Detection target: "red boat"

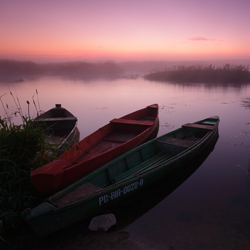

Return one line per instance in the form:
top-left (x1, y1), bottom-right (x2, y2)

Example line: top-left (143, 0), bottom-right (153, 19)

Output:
top-left (30, 104), bottom-right (159, 194)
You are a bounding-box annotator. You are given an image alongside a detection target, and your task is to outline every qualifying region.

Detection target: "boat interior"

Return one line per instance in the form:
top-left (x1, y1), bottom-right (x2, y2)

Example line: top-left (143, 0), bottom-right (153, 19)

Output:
top-left (72, 114), bottom-right (158, 163)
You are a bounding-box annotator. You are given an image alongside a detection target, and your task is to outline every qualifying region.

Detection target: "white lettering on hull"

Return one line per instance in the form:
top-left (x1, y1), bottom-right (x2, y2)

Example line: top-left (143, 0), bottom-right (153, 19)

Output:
top-left (99, 179), bottom-right (144, 205)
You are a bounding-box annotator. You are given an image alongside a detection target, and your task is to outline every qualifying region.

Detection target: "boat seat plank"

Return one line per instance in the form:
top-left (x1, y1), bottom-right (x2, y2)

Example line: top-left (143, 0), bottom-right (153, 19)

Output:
top-left (103, 138), bottom-right (127, 143)
top-left (37, 117), bottom-right (77, 122)
top-left (157, 137), bottom-right (196, 148)
top-left (110, 118), bottom-right (154, 126)
top-left (182, 123), bottom-right (214, 130)
top-left (203, 121), bottom-right (216, 125)
top-left (54, 183), bottom-right (103, 206)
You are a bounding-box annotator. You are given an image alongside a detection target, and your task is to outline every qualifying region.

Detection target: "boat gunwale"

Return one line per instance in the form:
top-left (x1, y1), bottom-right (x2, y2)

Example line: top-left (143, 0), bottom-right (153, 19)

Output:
top-left (57, 120), bottom-right (79, 149)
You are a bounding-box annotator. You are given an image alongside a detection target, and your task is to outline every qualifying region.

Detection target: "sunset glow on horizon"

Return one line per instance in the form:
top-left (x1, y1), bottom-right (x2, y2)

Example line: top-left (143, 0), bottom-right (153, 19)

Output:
top-left (1, 0), bottom-right (250, 62)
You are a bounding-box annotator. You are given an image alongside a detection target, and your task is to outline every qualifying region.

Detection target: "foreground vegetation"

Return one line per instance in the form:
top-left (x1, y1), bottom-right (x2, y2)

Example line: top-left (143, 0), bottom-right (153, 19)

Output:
top-left (145, 64), bottom-right (250, 84)
top-left (0, 95), bottom-right (58, 242)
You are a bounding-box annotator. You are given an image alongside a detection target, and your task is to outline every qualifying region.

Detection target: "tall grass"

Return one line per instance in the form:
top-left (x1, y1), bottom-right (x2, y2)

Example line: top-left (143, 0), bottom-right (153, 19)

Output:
top-left (242, 97), bottom-right (250, 109)
top-left (0, 92), bottom-right (58, 241)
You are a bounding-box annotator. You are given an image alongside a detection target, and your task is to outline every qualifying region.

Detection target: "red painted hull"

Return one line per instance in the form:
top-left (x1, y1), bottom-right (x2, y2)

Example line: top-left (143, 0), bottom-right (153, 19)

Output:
top-left (30, 104), bottom-right (159, 194)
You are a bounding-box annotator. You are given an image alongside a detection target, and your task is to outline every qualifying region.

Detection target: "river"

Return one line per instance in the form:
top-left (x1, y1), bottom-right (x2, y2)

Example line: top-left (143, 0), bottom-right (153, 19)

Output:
top-left (1, 76), bottom-right (250, 249)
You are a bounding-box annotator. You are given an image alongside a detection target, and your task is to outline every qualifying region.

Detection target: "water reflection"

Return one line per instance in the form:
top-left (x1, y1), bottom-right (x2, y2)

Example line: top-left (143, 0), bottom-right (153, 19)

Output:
top-left (246, 156), bottom-right (250, 191)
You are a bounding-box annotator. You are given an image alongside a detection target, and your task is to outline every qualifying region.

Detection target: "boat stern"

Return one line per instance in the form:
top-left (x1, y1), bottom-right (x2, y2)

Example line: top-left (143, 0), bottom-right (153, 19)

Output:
top-left (21, 202), bottom-right (56, 238)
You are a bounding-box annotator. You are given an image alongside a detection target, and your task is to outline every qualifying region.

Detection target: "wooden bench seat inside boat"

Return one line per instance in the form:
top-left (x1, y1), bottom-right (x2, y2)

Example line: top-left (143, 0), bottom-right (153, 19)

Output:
top-left (54, 183), bottom-right (103, 206)
top-left (182, 123), bottom-right (214, 130)
top-left (157, 137), bottom-right (196, 148)
top-left (37, 117), bottom-right (77, 122)
top-left (110, 118), bottom-right (154, 126)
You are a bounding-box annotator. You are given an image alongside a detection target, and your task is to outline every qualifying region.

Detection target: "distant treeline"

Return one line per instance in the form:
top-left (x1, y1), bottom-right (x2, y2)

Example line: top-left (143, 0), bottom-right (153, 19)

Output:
top-left (144, 64), bottom-right (250, 84)
top-left (0, 60), bottom-right (123, 82)
top-left (2, 60), bottom-right (250, 84)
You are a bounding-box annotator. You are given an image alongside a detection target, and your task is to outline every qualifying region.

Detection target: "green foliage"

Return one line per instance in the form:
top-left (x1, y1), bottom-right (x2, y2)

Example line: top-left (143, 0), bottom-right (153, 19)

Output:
top-left (0, 94), bottom-right (58, 240)
top-left (145, 64), bottom-right (250, 84)
top-left (0, 118), bottom-right (58, 236)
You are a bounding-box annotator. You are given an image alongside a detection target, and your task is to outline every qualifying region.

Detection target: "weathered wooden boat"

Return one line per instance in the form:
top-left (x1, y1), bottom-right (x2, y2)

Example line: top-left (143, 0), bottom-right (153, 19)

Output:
top-left (22, 116), bottom-right (219, 238)
top-left (30, 104), bottom-right (159, 194)
top-left (34, 104), bottom-right (80, 152)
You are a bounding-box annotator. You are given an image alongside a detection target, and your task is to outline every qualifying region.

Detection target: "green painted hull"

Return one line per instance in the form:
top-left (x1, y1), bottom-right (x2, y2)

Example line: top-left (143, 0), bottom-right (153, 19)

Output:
top-left (22, 116), bottom-right (219, 238)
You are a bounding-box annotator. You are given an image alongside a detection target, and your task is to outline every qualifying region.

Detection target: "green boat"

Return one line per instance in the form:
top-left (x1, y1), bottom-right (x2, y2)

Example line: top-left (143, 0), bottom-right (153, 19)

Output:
top-left (22, 116), bottom-right (219, 238)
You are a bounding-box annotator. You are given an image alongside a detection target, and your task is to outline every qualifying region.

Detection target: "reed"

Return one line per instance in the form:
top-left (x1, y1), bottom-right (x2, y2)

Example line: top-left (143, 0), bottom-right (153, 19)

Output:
top-left (242, 97), bottom-right (250, 109)
top-left (0, 92), bottom-right (58, 240)
top-left (145, 64), bottom-right (250, 84)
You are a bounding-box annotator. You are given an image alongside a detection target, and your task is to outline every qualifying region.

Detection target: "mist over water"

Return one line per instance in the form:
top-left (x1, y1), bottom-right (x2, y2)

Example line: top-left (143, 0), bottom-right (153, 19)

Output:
top-left (1, 58), bottom-right (250, 83)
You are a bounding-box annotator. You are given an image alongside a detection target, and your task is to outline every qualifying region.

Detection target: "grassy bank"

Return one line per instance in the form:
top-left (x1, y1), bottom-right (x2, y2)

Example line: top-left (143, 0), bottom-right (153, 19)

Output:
top-left (0, 96), bottom-right (58, 242)
top-left (145, 64), bottom-right (250, 84)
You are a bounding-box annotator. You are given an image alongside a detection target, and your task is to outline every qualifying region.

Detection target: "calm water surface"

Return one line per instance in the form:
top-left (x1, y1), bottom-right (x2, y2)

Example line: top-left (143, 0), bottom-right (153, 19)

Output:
top-left (1, 77), bottom-right (250, 249)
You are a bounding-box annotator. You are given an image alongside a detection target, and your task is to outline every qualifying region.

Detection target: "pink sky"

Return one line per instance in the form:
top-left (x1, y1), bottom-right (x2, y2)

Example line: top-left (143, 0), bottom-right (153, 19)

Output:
top-left (1, 0), bottom-right (250, 62)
